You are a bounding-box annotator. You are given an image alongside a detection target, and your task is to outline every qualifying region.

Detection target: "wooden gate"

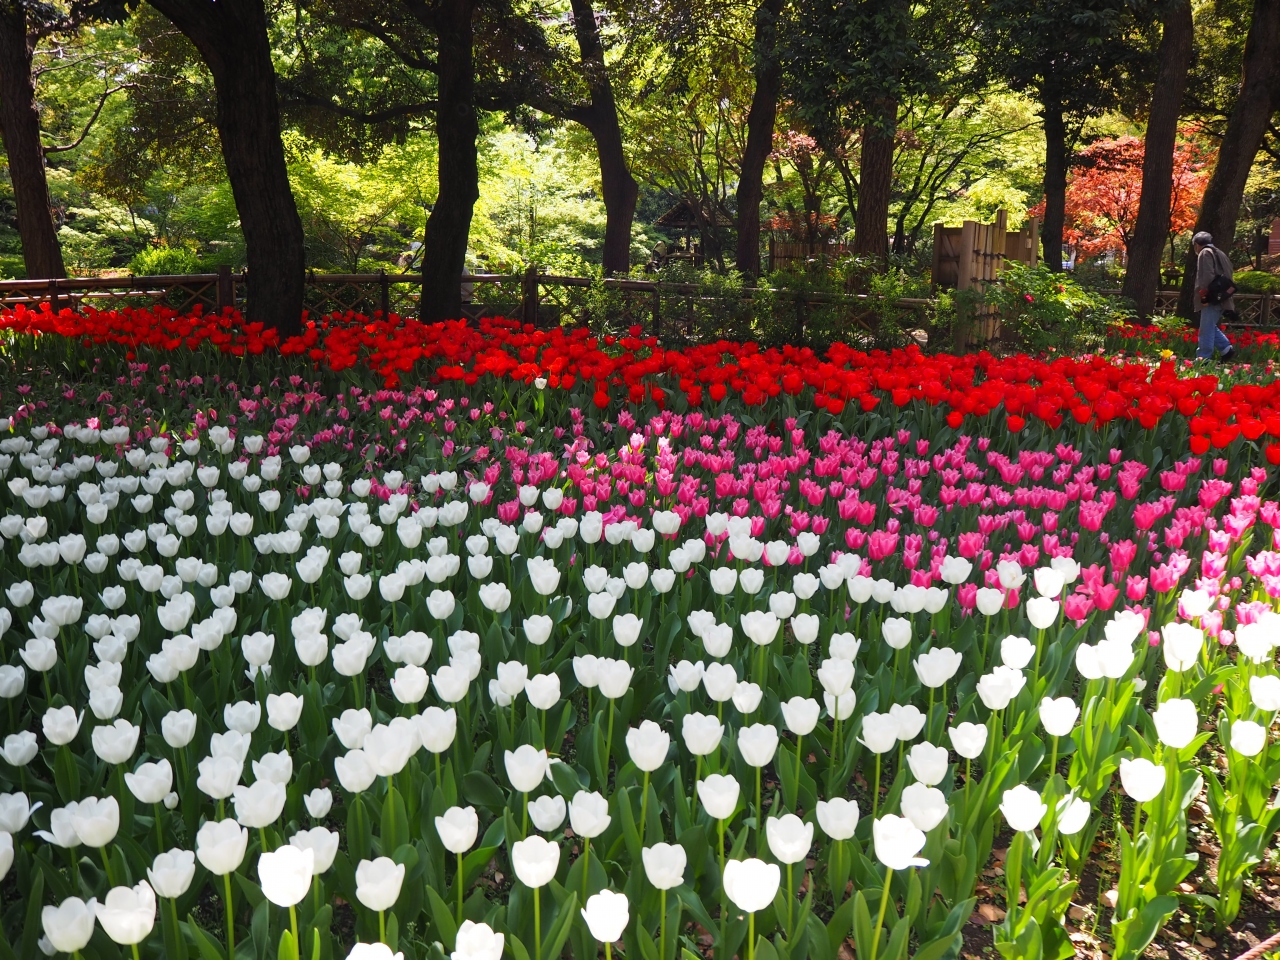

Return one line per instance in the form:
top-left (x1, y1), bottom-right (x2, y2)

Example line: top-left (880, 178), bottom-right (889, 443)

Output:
top-left (932, 210), bottom-right (1039, 345)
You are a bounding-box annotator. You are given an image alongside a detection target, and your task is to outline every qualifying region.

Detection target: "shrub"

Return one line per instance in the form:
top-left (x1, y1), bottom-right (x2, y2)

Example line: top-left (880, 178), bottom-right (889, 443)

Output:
top-left (1232, 269), bottom-right (1280, 294)
top-left (128, 243), bottom-right (202, 276)
top-left (982, 262), bottom-right (1122, 354)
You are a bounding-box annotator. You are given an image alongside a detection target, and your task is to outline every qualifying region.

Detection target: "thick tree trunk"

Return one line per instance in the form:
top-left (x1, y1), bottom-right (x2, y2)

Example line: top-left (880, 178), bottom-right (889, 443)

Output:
top-left (735, 0), bottom-right (785, 278)
top-left (1040, 99), bottom-right (1068, 272)
top-left (1121, 0), bottom-right (1193, 318)
top-left (147, 0), bottom-right (305, 335)
top-left (852, 100), bottom-right (896, 261)
top-left (0, 2), bottom-right (64, 279)
top-left (1176, 0), bottom-right (1280, 315)
top-left (570, 0), bottom-right (637, 276)
top-left (421, 0), bottom-right (479, 322)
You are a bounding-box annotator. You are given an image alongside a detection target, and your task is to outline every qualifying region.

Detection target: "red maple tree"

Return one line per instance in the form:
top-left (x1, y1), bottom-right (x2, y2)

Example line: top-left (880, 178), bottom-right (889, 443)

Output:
top-left (1031, 131), bottom-right (1213, 261)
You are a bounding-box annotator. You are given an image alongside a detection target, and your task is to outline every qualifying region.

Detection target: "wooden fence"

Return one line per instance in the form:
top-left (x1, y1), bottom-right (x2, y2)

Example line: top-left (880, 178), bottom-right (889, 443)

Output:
top-left (1147, 289), bottom-right (1277, 326)
top-left (0, 266), bottom-right (940, 347)
top-left (932, 211), bottom-right (1040, 346)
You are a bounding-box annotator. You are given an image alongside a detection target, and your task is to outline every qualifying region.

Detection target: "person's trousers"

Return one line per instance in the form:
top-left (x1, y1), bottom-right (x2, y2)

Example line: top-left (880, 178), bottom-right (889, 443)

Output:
top-left (1197, 304), bottom-right (1232, 359)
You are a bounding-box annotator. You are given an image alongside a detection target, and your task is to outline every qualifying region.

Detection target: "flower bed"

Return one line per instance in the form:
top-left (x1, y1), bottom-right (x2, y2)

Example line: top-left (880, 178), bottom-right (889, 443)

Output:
top-left (0, 311), bottom-right (1278, 960)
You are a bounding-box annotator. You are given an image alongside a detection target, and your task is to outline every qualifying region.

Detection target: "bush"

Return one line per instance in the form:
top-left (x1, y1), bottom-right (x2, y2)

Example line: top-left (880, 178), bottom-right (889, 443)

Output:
top-left (981, 262), bottom-right (1124, 354)
top-left (1232, 270), bottom-right (1280, 294)
top-left (128, 243), bottom-right (202, 276)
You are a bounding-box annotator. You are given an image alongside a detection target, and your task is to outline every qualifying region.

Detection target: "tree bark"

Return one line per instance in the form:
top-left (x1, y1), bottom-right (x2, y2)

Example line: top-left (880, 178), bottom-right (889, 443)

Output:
top-left (570, 0), bottom-right (637, 276)
top-left (852, 99), bottom-right (896, 261)
top-left (1040, 97), bottom-right (1068, 272)
top-left (0, 1), bottom-right (65, 279)
top-left (735, 0), bottom-right (785, 277)
top-left (1121, 0), bottom-right (1193, 318)
top-left (420, 0), bottom-right (479, 323)
top-left (147, 0), bottom-right (305, 335)
top-left (1176, 0), bottom-right (1280, 315)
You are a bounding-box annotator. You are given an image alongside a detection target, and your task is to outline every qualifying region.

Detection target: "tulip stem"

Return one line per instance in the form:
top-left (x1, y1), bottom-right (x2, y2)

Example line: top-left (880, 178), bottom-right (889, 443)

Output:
top-left (985, 710), bottom-right (999, 782)
top-left (963, 758), bottom-right (972, 821)
top-left (1049, 735), bottom-right (1059, 779)
top-left (717, 818), bottom-right (726, 878)
top-left (289, 904), bottom-right (299, 951)
top-left (603, 699), bottom-right (615, 790)
top-left (131, 944), bottom-right (141, 960)
top-left (581, 838), bottom-right (590, 902)
top-left (605, 939), bottom-right (613, 960)
top-left (457, 850), bottom-right (465, 924)
top-left (754, 766), bottom-right (763, 853)
top-left (660, 887), bottom-right (668, 960)
top-left (378, 909), bottom-right (386, 943)
top-left (639, 771), bottom-right (650, 848)
top-left (534, 885), bottom-right (542, 960)
top-left (692, 755), bottom-right (702, 819)
top-left (785, 862), bottom-right (794, 935)
top-left (748, 910), bottom-right (755, 960)
top-left (169, 894), bottom-right (182, 947)
top-left (99, 845), bottom-right (117, 887)
top-left (868, 868), bottom-right (894, 960)
top-left (522, 792), bottom-right (529, 838)
top-left (793, 735), bottom-right (803, 807)
top-left (223, 872), bottom-right (235, 960)
top-left (872, 753), bottom-right (881, 822)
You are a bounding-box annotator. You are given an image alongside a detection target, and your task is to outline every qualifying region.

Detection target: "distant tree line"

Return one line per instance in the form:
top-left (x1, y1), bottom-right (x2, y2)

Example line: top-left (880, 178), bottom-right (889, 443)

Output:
top-left (1, 0), bottom-right (1279, 332)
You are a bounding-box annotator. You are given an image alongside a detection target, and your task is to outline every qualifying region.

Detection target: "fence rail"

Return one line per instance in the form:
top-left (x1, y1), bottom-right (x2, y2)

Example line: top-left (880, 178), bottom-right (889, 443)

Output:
top-left (1148, 289), bottom-right (1277, 326)
top-left (0, 267), bottom-right (941, 346)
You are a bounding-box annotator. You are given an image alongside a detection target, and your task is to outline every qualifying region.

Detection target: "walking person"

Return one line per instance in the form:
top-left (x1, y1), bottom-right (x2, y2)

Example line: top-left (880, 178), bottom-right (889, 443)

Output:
top-left (1192, 231), bottom-right (1237, 361)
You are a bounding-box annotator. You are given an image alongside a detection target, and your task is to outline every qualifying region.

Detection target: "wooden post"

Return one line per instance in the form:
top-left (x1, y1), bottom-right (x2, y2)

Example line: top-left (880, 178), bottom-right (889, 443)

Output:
top-left (48, 277), bottom-right (60, 313)
top-left (379, 269), bottom-right (390, 318)
top-left (521, 264), bottom-right (540, 326)
top-left (652, 285), bottom-right (661, 339)
top-left (930, 223), bottom-right (944, 293)
top-left (217, 264), bottom-right (233, 314)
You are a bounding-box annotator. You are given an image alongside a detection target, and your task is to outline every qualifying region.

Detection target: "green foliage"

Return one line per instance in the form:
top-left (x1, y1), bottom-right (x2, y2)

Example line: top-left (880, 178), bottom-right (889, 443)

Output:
top-left (128, 243), bottom-right (202, 276)
top-left (981, 262), bottom-right (1120, 354)
top-left (1232, 270), bottom-right (1280, 294)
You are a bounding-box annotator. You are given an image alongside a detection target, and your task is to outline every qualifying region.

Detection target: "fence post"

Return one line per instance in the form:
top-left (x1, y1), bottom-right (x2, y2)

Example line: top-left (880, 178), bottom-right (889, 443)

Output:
top-left (48, 278), bottom-right (60, 313)
top-left (652, 286), bottom-right (661, 339)
top-left (379, 269), bottom-right (390, 318)
top-left (521, 264), bottom-right (540, 326)
top-left (216, 265), bottom-right (233, 314)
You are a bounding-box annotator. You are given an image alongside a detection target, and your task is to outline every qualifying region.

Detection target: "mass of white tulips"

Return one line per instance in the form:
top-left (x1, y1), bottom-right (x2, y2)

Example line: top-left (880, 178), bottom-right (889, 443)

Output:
top-left (0, 416), bottom-right (1278, 960)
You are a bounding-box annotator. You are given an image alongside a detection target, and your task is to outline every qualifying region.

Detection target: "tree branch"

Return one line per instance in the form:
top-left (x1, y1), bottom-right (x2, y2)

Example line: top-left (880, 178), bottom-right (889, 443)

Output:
top-left (280, 86), bottom-right (436, 124)
top-left (43, 83), bottom-right (132, 154)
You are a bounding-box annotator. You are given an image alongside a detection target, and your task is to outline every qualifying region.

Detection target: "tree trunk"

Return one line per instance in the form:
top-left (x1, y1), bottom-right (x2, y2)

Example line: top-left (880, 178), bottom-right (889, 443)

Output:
top-left (0, 2), bottom-right (64, 279)
top-left (852, 99), bottom-right (896, 261)
top-left (147, 0), bottom-right (305, 335)
top-left (421, 0), bottom-right (479, 323)
top-left (1040, 98), bottom-right (1068, 272)
top-left (1121, 0), bottom-right (1194, 318)
top-left (1176, 0), bottom-right (1280, 315)
top-left (570, 0), bottom-right (637, 276)
top-left (735, 0), bottom-right (785, 278)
